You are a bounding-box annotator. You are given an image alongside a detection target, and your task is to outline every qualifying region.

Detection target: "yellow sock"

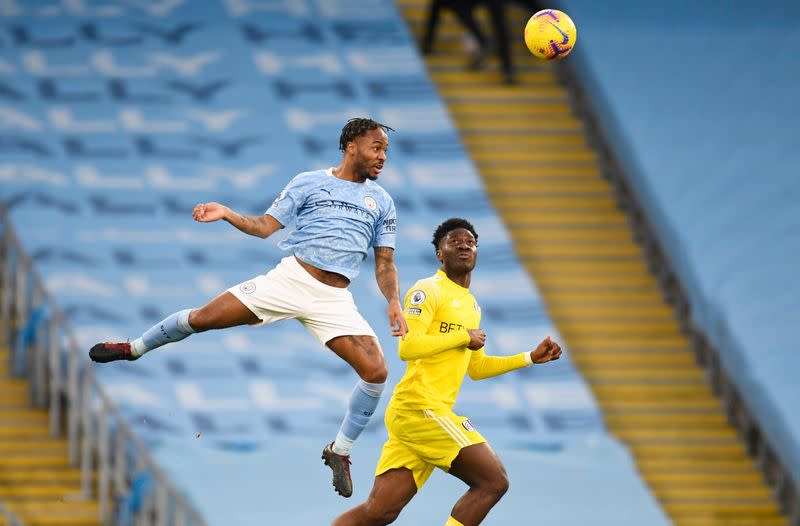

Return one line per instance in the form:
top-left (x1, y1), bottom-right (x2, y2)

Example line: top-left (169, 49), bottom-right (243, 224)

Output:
top-left (445, 517), bottom-right (464, 526)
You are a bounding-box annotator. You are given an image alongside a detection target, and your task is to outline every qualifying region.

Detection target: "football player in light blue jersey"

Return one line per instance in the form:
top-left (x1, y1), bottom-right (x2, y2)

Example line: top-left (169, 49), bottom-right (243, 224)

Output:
top-left (89, 118), bottom-right (408, 498)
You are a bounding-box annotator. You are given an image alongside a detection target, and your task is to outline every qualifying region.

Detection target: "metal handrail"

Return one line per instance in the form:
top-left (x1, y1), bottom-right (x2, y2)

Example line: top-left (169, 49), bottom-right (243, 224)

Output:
top-left (0, 500), bottom-right (27, 526)
top-left (0, 204), bottom-right (208, 526)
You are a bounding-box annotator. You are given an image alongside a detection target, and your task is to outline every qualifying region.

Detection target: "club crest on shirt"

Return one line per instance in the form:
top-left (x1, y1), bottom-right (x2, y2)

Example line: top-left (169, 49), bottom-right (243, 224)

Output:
top-left (239, 281), bottom-right (256, 294)
top-left (271, 189), bottom-right (287, 207)
top-left (409, 290), bottom-right (426, 306)
top-left (364, 196), bottom-right (377, 211)
top-left (461, 419), bottom-right (475, 432)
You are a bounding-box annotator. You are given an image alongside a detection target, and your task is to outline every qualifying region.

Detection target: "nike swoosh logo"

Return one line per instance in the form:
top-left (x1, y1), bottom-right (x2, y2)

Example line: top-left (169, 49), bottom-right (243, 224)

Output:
top-left (547, 20), bottom-right (569, 45)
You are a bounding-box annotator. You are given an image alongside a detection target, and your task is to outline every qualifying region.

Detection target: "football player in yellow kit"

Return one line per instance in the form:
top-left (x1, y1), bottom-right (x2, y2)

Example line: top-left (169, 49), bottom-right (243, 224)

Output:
top-left (332, 218), bottom-right (562, 526)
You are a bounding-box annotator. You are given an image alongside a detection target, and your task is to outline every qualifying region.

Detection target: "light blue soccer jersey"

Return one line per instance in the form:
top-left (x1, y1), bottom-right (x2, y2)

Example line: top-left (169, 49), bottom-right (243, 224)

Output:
top-left (265, 168), bottom-right (396, 281)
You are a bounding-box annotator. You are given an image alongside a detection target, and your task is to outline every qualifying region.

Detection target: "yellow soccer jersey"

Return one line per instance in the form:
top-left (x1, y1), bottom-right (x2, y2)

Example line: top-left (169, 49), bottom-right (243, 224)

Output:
top-left (389, 270), bottom-right (530, 412)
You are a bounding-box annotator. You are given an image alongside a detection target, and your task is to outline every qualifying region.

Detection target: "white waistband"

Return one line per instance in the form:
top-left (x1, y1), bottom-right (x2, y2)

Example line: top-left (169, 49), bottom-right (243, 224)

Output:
top-left (279, 256), bottom-right (350, 294)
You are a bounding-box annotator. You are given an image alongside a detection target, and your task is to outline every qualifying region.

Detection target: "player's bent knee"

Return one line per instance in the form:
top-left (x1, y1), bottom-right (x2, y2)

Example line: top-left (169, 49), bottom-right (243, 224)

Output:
top-left (497, 474), bottom-right (510, 498)
top-left (358, 341), bottom-right (388, 383)
top-left (363, 501), bottom-right (402, 525)
top-left (485, 472), bottom-right (509, 501)
top-left (359, 361), bottom-right (388, 384)
top-left (187, 308), bottom-right (212, 333)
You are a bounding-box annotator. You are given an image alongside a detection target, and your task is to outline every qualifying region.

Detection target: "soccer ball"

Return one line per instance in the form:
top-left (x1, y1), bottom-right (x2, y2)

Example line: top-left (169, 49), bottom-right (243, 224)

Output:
top-left (524, 9), bottom-right (577, 60)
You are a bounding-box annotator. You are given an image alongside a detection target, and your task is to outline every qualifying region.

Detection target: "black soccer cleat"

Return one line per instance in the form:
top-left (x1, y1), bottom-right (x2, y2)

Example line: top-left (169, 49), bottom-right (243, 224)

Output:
top-left (89, 342), bottom-right (137, 363)
top-left (322, 442), bottom-right (353, 498)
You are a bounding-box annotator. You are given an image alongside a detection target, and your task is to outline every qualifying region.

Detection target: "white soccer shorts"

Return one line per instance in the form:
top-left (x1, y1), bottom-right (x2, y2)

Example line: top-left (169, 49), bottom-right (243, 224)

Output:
top-left (227, 256), bottom-right (377, 345)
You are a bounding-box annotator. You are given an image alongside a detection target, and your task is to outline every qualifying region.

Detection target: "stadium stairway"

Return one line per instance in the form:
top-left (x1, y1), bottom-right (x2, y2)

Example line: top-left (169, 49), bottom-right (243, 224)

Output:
top-left (395, 2), bottom-right (786, 525)
top-left (0, 344), bottom-right (100, 526)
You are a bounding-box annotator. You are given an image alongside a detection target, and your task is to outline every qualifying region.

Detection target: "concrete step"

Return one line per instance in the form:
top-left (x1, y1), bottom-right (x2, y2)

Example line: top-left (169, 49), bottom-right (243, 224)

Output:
top-left (0, 469), bottom-right (91, 485)
top-left (481, 166), bottom-right (601, 178)
top-left (651, 484), bottom-right (773, 501)
top-left (605, 412), bottom-right (728, 427)
top-left (582, 367), bottom-right (705, 382)
top-left (0, 425), bottom-right (53, 439)
top-left (0, 408), bottom-right (50, 424)
top-left (572, 351), bottom-right (696, 365)
top-left (0, 455), bottom-right (72, 468)
top-left (612, 427), bottom-right (739, 442)
top-left (0, 439), bottom-right (68, 455)
top-left (632, 443), bottom-right (748, 459)
top-left (452, 103), bottom-right (572, 117)
top-left (0, 487), bottom-right (87, 500)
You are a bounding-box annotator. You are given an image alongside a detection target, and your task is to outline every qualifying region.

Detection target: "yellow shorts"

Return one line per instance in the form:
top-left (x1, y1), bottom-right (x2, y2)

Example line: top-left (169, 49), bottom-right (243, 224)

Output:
top-left (375, 405), bottom-right (486, 490)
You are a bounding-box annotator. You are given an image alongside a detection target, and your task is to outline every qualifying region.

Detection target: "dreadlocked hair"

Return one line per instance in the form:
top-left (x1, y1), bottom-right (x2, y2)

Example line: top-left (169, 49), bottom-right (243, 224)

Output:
top-left (431, 218), bottom-right (479, 252)
top-left (339, 118), bottom-right (394, 152)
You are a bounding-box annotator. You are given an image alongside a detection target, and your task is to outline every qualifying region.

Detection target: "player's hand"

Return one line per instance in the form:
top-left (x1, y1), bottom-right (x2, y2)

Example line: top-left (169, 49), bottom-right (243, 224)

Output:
top-left (530, 336), bottom-right (562, 364)
top-left (192, 202), bottom-right (227, 222)
top-left (388, 299), bottom-right (408, 339)
top-left (467, 329), bottom-right (486, 350)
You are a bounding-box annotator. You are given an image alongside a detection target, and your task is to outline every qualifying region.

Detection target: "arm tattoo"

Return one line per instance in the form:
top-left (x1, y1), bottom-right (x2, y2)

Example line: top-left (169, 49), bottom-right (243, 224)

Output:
top-left (374, 248), bottom-right (400, 303)
top-left (228, 212), bottom-right (267, 238)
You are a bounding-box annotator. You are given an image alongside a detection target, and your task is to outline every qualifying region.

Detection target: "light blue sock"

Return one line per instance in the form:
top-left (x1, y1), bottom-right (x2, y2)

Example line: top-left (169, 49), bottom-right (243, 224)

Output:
top-left (332, 379), bottom-right (385, 455)
top-left (131, 309), bottom-right (195, 357)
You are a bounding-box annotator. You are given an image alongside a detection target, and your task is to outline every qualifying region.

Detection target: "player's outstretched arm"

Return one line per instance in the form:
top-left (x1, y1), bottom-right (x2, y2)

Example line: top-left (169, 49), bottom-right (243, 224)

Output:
top-left (467, 335), bottom-right (562, 380)
top-left (374, 247), bottom-right (409, 338)
top-left (192, 202), bottom-right (283, 239)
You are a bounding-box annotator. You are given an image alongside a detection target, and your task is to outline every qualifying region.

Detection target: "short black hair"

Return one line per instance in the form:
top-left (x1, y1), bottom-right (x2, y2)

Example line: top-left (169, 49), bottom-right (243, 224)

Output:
top-left (339, 118), bottom-right (394, 152)
top-left (432, 218), bottom-right (478, 251)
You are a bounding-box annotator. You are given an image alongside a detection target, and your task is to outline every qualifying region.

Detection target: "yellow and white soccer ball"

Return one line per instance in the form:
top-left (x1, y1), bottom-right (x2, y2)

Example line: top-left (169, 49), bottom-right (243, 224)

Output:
top-left (524, 9), bottom-right (577, 60)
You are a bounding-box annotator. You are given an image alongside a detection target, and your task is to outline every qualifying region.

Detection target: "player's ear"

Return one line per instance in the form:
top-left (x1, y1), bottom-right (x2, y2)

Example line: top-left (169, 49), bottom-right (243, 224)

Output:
top-left (435, 249), bottom-right (442, 262)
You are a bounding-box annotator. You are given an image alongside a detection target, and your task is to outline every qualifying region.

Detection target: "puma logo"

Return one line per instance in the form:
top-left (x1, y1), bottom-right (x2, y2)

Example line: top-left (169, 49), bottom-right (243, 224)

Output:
top-left (547, 20), bottom-right (569, 44)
